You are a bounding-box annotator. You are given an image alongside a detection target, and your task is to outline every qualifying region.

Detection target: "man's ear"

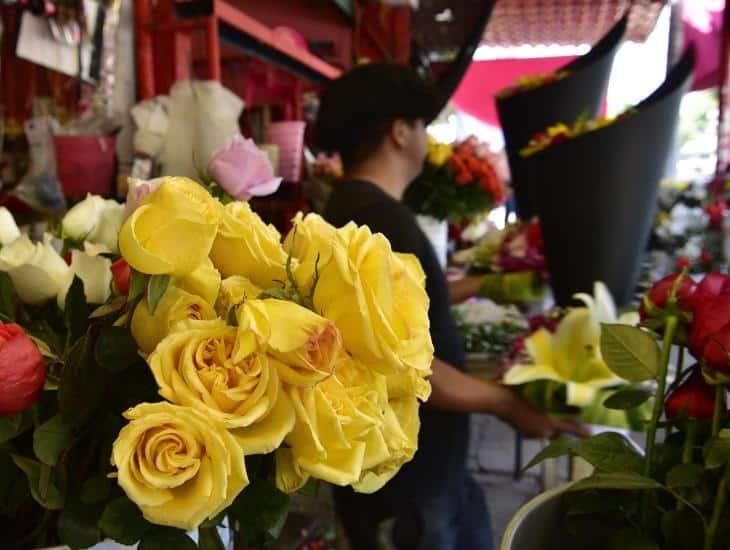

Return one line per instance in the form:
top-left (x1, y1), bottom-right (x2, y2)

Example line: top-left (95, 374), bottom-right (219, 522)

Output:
top-left (390, 119), bottom-right (410, 149)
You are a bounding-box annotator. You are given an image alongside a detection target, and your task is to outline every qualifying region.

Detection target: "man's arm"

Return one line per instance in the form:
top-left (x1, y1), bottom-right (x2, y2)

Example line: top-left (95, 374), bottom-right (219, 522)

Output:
top-left (427, 357), bottom-right (588, 439)
top-left (448, 275), bottom-right (483, 304)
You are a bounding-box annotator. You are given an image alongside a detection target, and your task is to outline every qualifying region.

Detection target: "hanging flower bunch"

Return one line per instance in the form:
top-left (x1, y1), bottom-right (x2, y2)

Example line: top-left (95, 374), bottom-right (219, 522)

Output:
top-left (404, 136), bottom-right (508, 223)
top-left (495, 70), bottom-right (571, 99)
top-left (519, 109), bottom-right (637, 158)
top-left (0, 136), bottom-right (433, 548)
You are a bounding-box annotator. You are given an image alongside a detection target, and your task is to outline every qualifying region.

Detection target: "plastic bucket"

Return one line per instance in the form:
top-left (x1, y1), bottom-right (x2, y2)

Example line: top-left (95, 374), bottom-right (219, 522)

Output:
top-left (54, 135), bottom-right (116, 198)
top-left (265, 121), bottom-right (305, 182)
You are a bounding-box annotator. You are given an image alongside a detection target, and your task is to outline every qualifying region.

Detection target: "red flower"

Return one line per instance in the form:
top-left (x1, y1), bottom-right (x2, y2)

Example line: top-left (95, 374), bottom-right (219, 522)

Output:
top-left (639, 273), bottom-right (696, 326)
top-left (110, 258), bottom-right (131, 296)
top-left (706, 199), bottom-right (726, 231)
top-left (689, 293), bottom-right (730, 372)
top-left (675, 256), bottom-right (692, 271)
top-left (526, 221), bottom-right (544, 249)
top-left (665, 365), bottom-right (719, 420)
top-left (0, 323), bottom-right (46, 415)
top-left (700, 250), bottom-right (713, 266)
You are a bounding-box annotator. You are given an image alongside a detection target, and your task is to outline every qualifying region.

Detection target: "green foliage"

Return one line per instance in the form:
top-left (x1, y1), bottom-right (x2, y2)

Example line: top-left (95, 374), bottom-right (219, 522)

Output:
top-left (0, 271), bottom-right (17, 321)
top-left (95, 325), bottom-right (140, 373)
top-left (63, 276), bottom-right (89, 347)
top-left (147, 274), bottom-right (170, 314)
top-left (58, 497), bottom-right (102, 549)
top-left (99, 497), bottom-right (154, 545)
top-left (452, 312), bottom-right (525, 356)
top-left (11, 455), bottom-right (64, 510)
top-left (58, 334), bottom-right (105, 428)
top-left (568, 472), bottom-right (662, 492)
top-left (666, 463), bottom-right (704, 489)
top-left (603, 389), bottom-right (653, 410)
top-left (600, 324), bottom-right (661, 382)
top-left (228, 478), bottom-right (290, 546)
top-left (33, 414), bottom-right (74, 466)
top-left (138, 528), bottom-right (197, 550)
top-left (198, 527), bottom-right (226, 550)
top-left (404, 163), bottom-right (495, 222)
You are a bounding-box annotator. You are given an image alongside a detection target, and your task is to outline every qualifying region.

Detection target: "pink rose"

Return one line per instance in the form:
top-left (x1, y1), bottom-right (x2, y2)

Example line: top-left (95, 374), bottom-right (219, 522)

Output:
top-left (124, 177), bottom-right (163, 218)
top-left (207, 135), bottom-right (282, 200)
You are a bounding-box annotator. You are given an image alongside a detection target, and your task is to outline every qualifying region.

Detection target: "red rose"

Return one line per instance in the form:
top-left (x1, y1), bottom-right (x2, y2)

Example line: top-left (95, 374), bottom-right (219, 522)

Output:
top-left (639, 273), bottom-right (696, 327)
top-left (110, 258), bottom-right (131, 296)
top-left (526, 221), bottom-right (544, 249)
top-left (0, 323), bottom-right (46, 415)
top-left (700, 250), bottom-right (713, 266)
top-left (689, 294), bottom-right (730, 372)
top-left (706, 199), bottom-right (726, 231)
top-left (665, 365), bottom-right (719, 420)
top-left (675, 256), bottom-right (692, 271)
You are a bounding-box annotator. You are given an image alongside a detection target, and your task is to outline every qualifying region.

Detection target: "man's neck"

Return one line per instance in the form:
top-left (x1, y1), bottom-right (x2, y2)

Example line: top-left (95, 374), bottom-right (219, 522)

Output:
top-left (347, 160), bottom-right (412, 201)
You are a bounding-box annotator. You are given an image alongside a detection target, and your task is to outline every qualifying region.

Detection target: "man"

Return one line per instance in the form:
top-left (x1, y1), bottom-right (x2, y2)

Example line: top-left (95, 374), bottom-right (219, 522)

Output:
top-left (317, 63), bottom-right (584, 550)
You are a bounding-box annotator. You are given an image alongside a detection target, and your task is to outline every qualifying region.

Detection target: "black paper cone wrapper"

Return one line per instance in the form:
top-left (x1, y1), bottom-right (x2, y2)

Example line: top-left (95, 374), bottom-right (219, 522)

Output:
top-left (497, 15), bottom-right (627, 219)
top-left (527, 47), bottom-right (695, 307)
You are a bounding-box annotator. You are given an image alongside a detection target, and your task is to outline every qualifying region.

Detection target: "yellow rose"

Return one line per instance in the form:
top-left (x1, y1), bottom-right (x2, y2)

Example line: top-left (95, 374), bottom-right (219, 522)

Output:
top-left (426, 137), bottom-right (453, 167)
top-left (172, 258), bottom-right (221, 306)
top-left (275, 448), bottom-right (309, 494)
top-left (313, 223), bottom-right (434, 375)
top-left (215, 276), bottom-right (262, 318)
top-left (284, 212), bottom-right (336, 284)
top-left (209, 201), bottom-right (289, 289)
top-left (148, 319), bottom-right (295, 454)
top-left (131, 286), bottom-right (216, 353)
top-left (236, 299), bottom-right (343, 387)
top-left (119, 177), bottom-right (223, 276)
top-left (111, 402), bottom-right (248, 531)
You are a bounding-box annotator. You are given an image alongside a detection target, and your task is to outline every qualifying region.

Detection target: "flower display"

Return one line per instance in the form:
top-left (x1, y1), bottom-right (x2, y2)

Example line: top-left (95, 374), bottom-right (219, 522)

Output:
top-left (519, 109), bottom-right (636, 158)
top-left (404, 136), bottom-right (507, 222)
top-left (0, 161), bottom-right (432, 547)
top-left (494, 70), bottom-right (570, 99)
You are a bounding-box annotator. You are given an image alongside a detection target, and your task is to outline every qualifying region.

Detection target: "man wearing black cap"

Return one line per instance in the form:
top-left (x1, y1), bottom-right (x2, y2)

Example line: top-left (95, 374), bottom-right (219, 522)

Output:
top-left (317, 63), bottom-right (584, 550)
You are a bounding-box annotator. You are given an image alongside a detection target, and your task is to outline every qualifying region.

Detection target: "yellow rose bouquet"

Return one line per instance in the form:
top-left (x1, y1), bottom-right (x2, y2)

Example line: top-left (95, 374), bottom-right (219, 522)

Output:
top-left (0, 172), bottom-right (433, 548)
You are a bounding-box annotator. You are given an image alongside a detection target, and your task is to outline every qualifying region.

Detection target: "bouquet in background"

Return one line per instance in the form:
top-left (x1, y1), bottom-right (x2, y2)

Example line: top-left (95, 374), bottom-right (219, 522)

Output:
top-left (520, 109), bottom-right (636, 158)
top-left (494, 70), bottom-right (570, 99)
top-left (454, 218), bottom-right (547, 303)
top-left (404, 136), bottom-right (508, 223)
top-left (526, 271), bottom-right (730, 550)
top-left (0, 136), bottom-right (433, 549)
top-left (452, 299), bottom-right (528, 358)
top-left (502, 282), bottom-right (647, 428)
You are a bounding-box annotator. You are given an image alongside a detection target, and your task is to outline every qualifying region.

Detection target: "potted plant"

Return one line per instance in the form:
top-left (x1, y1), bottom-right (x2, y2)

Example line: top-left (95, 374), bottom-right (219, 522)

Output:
top-left (502, 271), bottom-right (730, 550)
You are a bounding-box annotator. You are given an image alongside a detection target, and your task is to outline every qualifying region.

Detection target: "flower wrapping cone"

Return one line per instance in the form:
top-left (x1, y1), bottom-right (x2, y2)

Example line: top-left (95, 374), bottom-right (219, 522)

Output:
top-left (527, 47), bottom-right (695, 307)
top-left (496, 15), bottom-right (626, 219)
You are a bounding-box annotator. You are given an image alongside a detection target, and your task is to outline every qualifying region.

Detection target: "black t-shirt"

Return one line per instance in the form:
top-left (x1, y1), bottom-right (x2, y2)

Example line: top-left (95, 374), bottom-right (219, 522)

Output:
top-left (323, 179), bottom-right (469, 502)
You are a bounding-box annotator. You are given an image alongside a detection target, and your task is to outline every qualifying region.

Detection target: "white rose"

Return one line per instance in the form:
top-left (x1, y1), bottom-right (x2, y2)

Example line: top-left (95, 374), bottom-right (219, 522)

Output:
top-left (0, 207), bottom-right (21, 246)
top-left (62, 195), bottom-right (125, 253)
top-left (0, 235), bottom-right (70, 304)
top-left (58, 244), bottom-right (113, 309)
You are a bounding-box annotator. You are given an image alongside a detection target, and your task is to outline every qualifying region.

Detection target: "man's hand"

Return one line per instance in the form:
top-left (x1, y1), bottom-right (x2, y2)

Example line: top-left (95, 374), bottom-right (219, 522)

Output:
top-left (501, 392), bottom-right (590, 439)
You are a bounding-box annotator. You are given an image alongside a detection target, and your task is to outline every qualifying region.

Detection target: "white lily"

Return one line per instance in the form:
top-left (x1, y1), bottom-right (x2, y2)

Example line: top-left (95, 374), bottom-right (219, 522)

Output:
top-left (503, 282), bottom-right (634, 407)
top-left (0, 234), bottom-right (70, 304)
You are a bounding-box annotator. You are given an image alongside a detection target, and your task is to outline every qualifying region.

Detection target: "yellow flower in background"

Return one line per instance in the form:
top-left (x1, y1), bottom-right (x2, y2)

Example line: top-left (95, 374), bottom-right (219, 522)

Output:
top-left (172, 258), bottom-right (221, 306)
top-left (236, 299), bottom-right (343, 387)
top-left (209, 201), bottom-right (289, 290)
top-left (312, 223), bottom-right (434, 376)
top-left (148, 319), bottom-right (295, 455)
top-left (215, 275), bottom-right (262, 318)
top-left (426, 136), bottom-right (453, 167)
top-left (130, 286), bottom-right (216, 354)
top-left (111, 402), bottom-right (248, 531)
top-left (503, 282), bottom-right (630, 407)
top-left (119, 178), bottom-right (222, 276)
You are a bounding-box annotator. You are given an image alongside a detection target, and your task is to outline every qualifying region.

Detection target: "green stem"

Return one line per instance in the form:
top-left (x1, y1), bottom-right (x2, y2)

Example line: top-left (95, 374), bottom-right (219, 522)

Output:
top-left (644, 316), bottom-right (678, 478)
top-left (712, 385), bottom-right (724, 437)
top-left (642, 315), bottom-right (678, 524)
top-left (676, 345), bottom-right (686, 382)
top-left (704, 463), bottom-right (730, 550)
top-left (677, 420), bottom-right (697, 511)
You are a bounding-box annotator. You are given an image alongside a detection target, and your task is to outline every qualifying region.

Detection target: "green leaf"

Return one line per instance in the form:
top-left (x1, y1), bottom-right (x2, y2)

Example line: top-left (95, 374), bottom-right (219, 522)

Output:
top-left (600, 324), bottom-right (661, 382)
top-left (138, 528), bottom-right (197, 550)
top-left (95, 325), bottom-right (140, 373)
top-left (58, 498), bottom-right (102, 549)
top-left (147, 275), bottom-right (170, 315)
top-left (661, 509), bottom-right (705, 550)
top-left (0, 451), bottom-right (27, 516)
top-left (99, 496), bottom-right (153, 545)
top-left (58, 335), bottom-right (105, 428)
top-left (569, 472), bottom-right (662, 492)
top-left (0, 409), bottom-right (34, 444)
top-left (603, 389), bottom-right (653, 410)
top-left (298, 477), bottom-right (320, 497)
top-left (576, 432), bottom-right (644, 474)
top-left (199, 511), bottom-right (227, 529)
top-left (666, 463), bottom-right (704, 489)
top-left (64, 276), bottom-right (88, 347)
top-left (0, 271), bottom-right (17, 321)
top-left (606, 528), bottom-right (660, 550)
top-left (33, 414), bottom-right (74, 466)
top-left (80, 475), bottom-right (111, 504)
top-left (228, 478), bottom-right (290, 545)
top-left (129, 269), bottom-right (148, 303)
top-left (90, 296), bottom-right (128, 319)
top-left (704, 430), bottom-right (730, 469)
top-left (521, 436), bottom-right (578, 473)
top-left (11, 455), bottom-right (64, 509)
top-left (198, 527), bottom-right (225, 550)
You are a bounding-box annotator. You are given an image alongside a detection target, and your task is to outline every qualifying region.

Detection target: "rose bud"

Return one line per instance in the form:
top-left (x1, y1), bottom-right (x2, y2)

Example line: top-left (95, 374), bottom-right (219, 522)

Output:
top-left (110, 258), bottom-right (131, 296)
top-left (665, 365), bottom-right (719, 420)
top-left (639, 273), bottom-right (696, 338)
top-left (0, 323), bottom-right (46, 415)
top-left (688, 294), bottom-right (730, 373)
